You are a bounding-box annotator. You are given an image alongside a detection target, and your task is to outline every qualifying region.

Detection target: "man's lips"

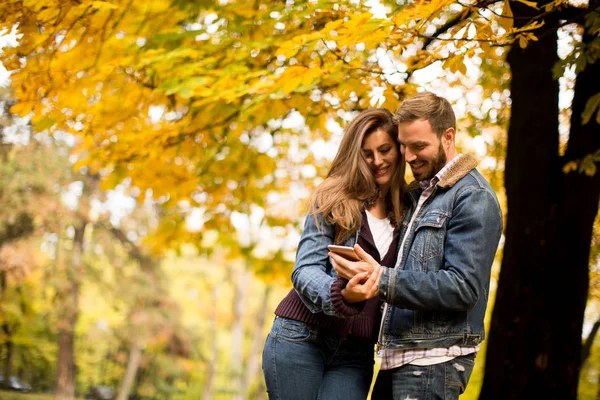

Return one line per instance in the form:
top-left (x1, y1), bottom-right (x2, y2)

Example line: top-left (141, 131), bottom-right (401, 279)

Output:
top-left (410, 162), bottom-right (426, 170)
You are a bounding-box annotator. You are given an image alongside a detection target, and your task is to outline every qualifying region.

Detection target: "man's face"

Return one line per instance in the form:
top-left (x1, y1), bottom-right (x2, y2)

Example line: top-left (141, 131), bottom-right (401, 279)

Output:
top-left (397, 119), bottom-right (447, 182)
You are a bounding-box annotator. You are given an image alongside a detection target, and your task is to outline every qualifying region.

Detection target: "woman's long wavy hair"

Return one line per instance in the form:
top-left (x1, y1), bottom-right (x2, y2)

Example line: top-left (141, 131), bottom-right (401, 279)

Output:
top-left (309, 108), bottom-right (405, 243)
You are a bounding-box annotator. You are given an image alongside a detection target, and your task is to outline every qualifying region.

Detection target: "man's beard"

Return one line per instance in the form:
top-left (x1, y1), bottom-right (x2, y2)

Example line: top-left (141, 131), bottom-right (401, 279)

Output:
top-left (411, 142), bottom-right (447, 182)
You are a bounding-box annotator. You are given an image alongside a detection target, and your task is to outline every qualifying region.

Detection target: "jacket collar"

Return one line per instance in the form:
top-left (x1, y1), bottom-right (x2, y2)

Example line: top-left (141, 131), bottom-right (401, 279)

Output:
top-left (405, 154), bottom-right (478, 192)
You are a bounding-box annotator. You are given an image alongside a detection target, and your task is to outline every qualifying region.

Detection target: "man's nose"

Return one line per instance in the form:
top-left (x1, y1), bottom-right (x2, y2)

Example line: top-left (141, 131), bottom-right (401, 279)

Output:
top-left (404, 148), bottom-right (417, 163)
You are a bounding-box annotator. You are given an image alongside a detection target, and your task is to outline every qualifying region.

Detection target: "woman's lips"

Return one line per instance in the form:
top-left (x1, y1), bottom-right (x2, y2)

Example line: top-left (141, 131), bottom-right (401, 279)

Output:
top-left (376, 166), bottom-right (389, 176)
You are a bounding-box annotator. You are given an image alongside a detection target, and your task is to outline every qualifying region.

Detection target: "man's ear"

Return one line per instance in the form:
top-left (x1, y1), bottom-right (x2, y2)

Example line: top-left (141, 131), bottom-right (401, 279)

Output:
top-left (443, 128), bottom-right (455, 145)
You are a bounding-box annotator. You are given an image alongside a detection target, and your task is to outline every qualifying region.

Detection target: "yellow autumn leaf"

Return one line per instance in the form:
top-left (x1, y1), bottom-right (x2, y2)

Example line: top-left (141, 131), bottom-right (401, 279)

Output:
top-left (324, 19), bottom-right (344, 32)
top-left (562, 161), bottom-right (578, 174)
top-left (499, 0), bottom-right (514, 32)
top-left (90, 1), bottom-right (119, 10)
top-left (36, 7), bottom-right (60, 22)
top-left (278, 66), bottom-right (309, 94)
top-left (10, 101), bottom-right (33, 117)
top-left (518, 35), bottom-right (528, 48)
top-left (281, 76), bottom-right (303, 95)
top-left (584, 164), bottom-right (597, 177)
top-left (515, 0), bottom-right (539, 8)
top-left (344, 12), bottom-right (374, 31)
top-left (276, 39), bottom-right (304, 59)
top-left (443, 57), bottom-right (467, 75)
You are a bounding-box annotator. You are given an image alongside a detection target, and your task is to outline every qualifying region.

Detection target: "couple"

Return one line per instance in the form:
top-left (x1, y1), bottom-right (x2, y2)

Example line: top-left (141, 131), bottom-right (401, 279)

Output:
top-left (262, 92), bottom-right (503, 400)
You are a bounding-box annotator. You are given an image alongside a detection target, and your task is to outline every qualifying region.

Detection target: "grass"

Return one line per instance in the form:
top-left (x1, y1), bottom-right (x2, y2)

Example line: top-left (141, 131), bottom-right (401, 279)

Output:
top-left (0, 390), bottom-right (54, 400)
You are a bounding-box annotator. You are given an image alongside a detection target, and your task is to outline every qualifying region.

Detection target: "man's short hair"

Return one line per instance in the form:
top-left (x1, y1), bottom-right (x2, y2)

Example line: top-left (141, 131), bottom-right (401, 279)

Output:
top-left (394, 92), bottom-right (456, 137)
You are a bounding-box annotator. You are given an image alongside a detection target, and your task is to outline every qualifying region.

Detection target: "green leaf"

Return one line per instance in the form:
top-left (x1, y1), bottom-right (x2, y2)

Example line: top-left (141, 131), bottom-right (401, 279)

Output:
top-left (33, 117), bottom-right (56, 132)
top-left (582, 92), bottom-right (600, 125)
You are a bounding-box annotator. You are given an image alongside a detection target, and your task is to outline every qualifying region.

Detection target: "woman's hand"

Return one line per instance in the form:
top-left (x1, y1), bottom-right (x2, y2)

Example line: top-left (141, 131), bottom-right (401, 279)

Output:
top-left (329, 244), bottom-right (381, 280)
top-left (341, 265), bottom-right (382, 303)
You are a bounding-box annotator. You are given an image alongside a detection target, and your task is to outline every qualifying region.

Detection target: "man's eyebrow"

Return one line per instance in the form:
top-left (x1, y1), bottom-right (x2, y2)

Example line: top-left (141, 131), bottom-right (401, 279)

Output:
top-left (397, 139), bottom-right (429, 146)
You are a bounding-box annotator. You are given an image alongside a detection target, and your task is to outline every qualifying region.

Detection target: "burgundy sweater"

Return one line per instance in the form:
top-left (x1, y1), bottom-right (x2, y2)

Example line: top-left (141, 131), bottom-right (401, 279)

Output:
top-left (274, 211), bottom-right (400, 343)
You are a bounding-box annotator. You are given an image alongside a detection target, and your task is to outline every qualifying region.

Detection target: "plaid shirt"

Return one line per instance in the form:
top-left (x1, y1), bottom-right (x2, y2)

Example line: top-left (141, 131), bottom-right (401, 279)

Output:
top-left (379, 154), bottom-right (479, 370)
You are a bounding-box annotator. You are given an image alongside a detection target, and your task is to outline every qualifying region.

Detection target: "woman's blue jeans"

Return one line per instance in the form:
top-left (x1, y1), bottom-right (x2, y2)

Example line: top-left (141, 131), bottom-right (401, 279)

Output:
top-left (262, 317), bottom-right (375, 400)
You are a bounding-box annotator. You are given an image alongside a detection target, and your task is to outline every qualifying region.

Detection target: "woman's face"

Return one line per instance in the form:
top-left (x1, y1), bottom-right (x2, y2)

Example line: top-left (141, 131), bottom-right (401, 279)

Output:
top-left (361, 128), bottom-right (400, 190)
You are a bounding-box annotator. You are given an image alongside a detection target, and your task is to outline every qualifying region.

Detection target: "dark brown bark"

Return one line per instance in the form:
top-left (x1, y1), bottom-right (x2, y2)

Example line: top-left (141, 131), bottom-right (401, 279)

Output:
top-left (480, 1), bottom-right (600, 398)
top-left (55, 330), bottom-right (76, 400)
top-left (55, 223), bottom-right (87, 400)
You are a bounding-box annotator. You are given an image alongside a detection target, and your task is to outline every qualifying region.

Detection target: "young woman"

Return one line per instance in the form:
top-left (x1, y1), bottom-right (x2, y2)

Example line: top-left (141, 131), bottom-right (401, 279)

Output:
top-left (262, 108), bottom-right (405, 400)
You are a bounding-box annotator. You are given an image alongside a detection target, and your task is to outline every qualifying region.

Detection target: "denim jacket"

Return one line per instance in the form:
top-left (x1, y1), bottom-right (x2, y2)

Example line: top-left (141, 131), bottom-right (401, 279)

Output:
top-left (291, 211), bottom-right (359, 317)
top-left (378, 155), bottom-right (502, 349)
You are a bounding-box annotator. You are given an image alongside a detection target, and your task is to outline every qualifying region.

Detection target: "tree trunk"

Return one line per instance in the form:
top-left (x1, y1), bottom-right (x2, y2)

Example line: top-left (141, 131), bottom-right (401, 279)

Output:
top-left (55, 331), bottom-right (76, 400)
top-left (242, 285), bottom-right (272, 400)
top-left (2, 326), bottom-right (13, 390)
top-left (116, 340), bottom-right (143, 400)
top-left (55, 223), bottom-right (87, 400)
top-left (232, 265), bottom-right (249, 400)
top-left (582, 320), bottom-right (600, 364)
top-left (202, 285), bottom-right (220, 400)
top-left (108, 228), bottom-right (159, 400)
top-left (480, 2), bottom-right (600, 398)
top-left (0, 266), bottom-right (13, 390)
top-left (554, 5), bottom-right (600, 391)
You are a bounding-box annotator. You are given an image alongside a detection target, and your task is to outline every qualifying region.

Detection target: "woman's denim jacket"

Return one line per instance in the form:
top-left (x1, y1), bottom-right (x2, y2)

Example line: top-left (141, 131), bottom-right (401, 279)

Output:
top-left (378, 155), bottom-right (502, 350)
top-left (291, 210), bottom-right (359, 317)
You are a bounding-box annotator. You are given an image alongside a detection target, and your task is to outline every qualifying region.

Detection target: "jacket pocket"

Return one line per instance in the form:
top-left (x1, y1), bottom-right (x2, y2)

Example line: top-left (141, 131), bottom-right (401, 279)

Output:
top-left (386, 308), bottom-right (424, 336)
top-left (408, 212), bottom-right (448, 271)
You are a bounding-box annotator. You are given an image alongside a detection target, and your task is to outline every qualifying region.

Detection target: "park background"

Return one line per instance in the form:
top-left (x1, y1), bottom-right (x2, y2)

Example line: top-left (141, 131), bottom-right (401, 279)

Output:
top-left (0, 0), bottom-right (599, 399)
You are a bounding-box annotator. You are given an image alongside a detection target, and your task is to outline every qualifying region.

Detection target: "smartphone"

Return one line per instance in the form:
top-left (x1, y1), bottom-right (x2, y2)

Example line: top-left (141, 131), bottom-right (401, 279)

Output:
top-left (328, 245), bottom-right (360, 261)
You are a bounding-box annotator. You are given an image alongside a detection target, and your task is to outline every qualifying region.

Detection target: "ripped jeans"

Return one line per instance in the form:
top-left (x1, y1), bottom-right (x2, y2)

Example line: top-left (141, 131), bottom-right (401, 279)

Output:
top-left (371, 353), bottom-right (476, 400)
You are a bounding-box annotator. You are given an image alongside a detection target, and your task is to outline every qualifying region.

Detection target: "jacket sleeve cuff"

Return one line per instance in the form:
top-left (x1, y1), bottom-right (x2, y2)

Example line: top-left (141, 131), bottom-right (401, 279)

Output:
top-left (379, 266), bottom-right (395, 303)
top-left (330, 278), bottom-right (365, 316)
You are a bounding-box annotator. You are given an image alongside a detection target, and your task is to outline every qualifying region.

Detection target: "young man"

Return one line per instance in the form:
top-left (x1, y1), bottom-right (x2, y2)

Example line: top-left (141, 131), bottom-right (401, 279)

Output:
top-left (330, 92), bottom-right (503, 399)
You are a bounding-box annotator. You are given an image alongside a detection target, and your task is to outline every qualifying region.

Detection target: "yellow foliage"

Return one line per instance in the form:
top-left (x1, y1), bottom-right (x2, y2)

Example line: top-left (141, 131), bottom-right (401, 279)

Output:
top-left (90, 1), bottom-right (120, 10)
top-left (499, 0), bottom-right (514, 33)
top-left (0, 0), bottom-right (564, 254)
top-left (563, 161), bottom-right (579, 174)
top-left (514, 0), bottom-right (539, 9)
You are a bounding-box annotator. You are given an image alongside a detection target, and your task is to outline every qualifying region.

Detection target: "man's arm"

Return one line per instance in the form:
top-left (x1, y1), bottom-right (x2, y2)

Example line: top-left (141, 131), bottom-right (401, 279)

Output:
top-left (379, 187), bottom-right (502, 311)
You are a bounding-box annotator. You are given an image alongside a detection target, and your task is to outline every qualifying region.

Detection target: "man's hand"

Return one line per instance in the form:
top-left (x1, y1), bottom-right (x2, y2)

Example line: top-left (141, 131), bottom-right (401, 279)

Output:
top-left (341, 265), bottom-right (382, 303)
top-left (329, 244), bottom-right (381, 280)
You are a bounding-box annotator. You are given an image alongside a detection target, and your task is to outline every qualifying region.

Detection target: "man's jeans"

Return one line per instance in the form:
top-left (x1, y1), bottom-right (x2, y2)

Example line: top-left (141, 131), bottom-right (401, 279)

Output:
top-left (262, 317), bottom-right (374, 400)
top-left (371, 353), bottom-right (476, 400)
